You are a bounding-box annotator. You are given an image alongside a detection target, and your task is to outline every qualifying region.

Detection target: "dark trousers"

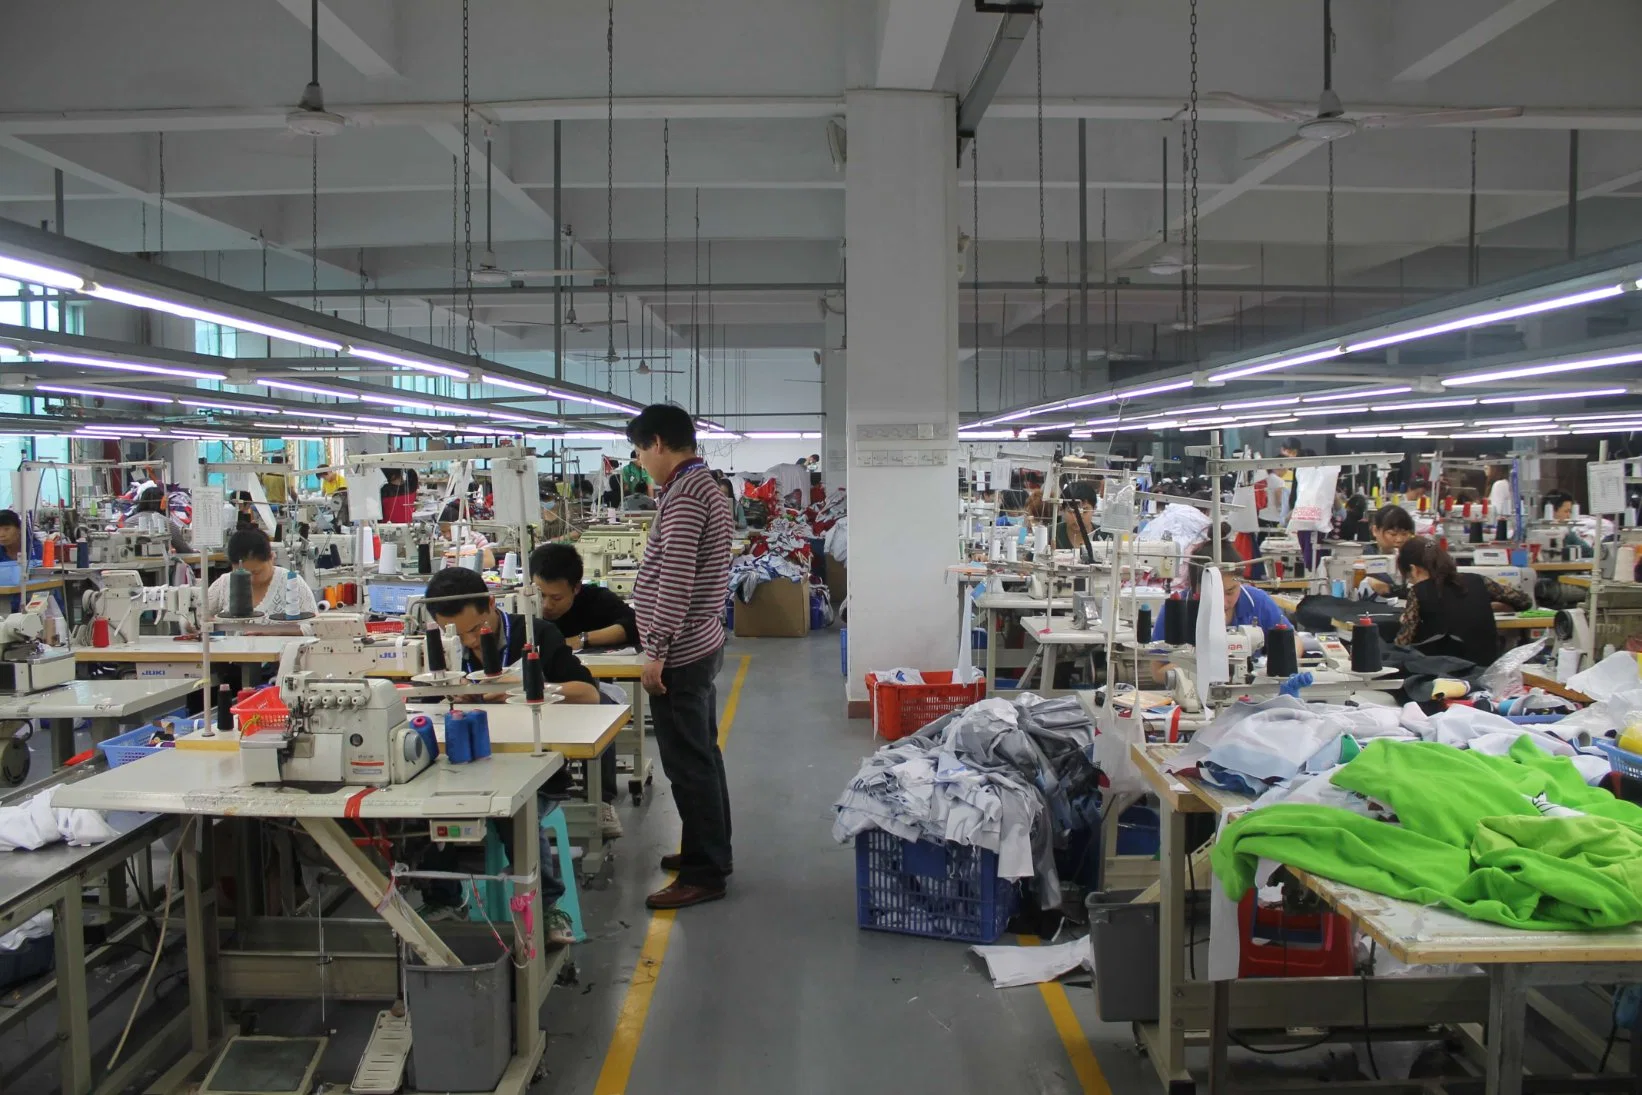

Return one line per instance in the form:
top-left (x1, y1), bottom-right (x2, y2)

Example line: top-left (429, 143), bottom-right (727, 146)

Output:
top-left (650, 647), bottom-right (732, 887)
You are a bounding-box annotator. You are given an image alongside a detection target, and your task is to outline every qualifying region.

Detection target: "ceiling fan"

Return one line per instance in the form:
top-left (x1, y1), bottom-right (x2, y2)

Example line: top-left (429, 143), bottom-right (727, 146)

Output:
top-left (469, 167), bottom-right (604, 286)
top-left (1119, 131), bottom-right (1249, 278)
top-left (286, 0), bottom-right (346, 136)
top-left (1213, 0), bottom-right (1523, 163)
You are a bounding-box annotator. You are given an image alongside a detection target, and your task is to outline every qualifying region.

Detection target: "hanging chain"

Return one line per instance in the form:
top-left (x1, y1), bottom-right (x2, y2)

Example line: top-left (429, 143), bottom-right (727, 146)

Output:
top-left (972, 138), bottom-right (981, 415)
top-left (1187, 0), bottom-right (1200, 345)
top-left (140, 199), bottom-right (147, 254)
top-left (461, 0), bottom-right (475, 358)
top-left (1034, 9), bottom-right (1047, 399)
top-left (449, 156), bottom-right (458, 352)
top-left (157, 132), bottom-right (166, 257)
top-left (663, 120), bottom-right (671, 402)
top-left (311, 138), bottom-right (319, 317)
top-left (605, 0), bottom-right (616, 368)
top-left (1326, 141), bottom-right (1336, 323)
top-left (1179, 123), bottom-right (1188, 336)
top-left (693, 189), bottom-right (701, 411)
top-left (1468, 129), bottom-right (1479, 286)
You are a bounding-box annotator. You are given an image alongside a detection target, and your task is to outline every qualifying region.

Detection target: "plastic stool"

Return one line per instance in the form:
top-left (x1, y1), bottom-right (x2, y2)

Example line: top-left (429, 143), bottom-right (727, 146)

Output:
top-left (540, 805), bottom-right (585, 942)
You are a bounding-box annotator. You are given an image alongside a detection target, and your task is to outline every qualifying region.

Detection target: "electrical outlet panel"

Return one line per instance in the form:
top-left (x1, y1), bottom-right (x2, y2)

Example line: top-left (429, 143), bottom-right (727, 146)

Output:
top-left (429, 819), bottom-right (487, 843)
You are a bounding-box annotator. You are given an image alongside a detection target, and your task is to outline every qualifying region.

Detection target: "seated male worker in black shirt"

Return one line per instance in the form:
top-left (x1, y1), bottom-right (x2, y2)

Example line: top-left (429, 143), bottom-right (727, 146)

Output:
top-left (424, 565), bottom-right (623, 837)
top-left (528, 542), bottom-right (637, 833)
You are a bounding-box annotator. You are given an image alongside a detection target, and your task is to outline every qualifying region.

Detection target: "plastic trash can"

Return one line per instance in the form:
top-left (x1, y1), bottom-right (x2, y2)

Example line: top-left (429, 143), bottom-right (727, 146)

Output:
top-left (406, 933), bottom-right (513, 1092)
top-left (1086, 894), bottom-right (1159, 1022)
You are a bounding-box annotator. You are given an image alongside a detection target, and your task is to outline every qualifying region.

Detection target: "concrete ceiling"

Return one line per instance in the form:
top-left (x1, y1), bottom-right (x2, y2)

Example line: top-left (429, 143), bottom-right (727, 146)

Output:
top-left (2, 0), bottom-right (1640, 420)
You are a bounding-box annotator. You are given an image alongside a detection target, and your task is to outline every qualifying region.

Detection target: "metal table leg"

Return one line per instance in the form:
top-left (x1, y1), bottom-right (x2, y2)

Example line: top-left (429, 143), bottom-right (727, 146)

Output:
top-left (1208, 978), bottom-right (1230, 1095)
top-left (1485, 963), bottom-right (1527, 1095)
top-left (581, 749), bottom-right (606, 880)
top-left (53, 882), bottom-right (90, 1095)
top-left (984, 604), bottom-right (997, 688)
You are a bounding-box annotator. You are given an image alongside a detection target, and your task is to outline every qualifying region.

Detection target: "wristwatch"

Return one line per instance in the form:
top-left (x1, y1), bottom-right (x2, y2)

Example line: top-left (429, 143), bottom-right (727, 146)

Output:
top-left (579, 632), bottom-right (590, 649)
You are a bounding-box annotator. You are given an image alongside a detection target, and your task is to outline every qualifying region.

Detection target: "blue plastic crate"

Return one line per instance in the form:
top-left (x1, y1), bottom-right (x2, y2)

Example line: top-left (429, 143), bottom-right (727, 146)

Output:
top-left (1598, 740), bottom-right (1642, 781)
top-left (854, 829), bottom-right (1015, 943)
top-left (367, 582), bottom-right (425, 615)
top-left (96, 709), bottom-right (191, 768)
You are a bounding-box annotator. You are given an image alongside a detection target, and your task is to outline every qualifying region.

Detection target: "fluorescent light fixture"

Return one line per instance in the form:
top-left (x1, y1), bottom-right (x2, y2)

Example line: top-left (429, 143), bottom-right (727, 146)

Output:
top-left (28, 351), bottom-right (226, 382)
top-left (1067, 430), bottom-right (1093, 439)
top-left (358, 393), bottom-right (449, 413)
top-left (1082, 415), bottom-right (1123, 427)
top-left (1555, 409), bottom-right (1642, 423)
top-left (1346, 284), bottom-right (1627, 354)
top-left (0, 256), bottom-right (85, 291)
top-left (1218, 396), bottom-right (1300, 411)
top-left (1062, 395), bottom-right (1116, 410)
top-left (280, 408), bottom-right (357, 421)
top-left (560, 431), bottom-right (628, 440)
top-left (347, 347), bottom-right (470, 380)
top-left (1022, 421), bottom-right (1078, 435)
top-left (1209, 347), bottom-right (1343, 383)
top-left (1112, 419), bottom-right (1178, 431)
top-left (1445, 350), bottom-right (1642, 387)
top-left (1485, 426), bottom-right (1571, 436)
top-left (744, 431), bottom-right (822, 439)
top-left (37, 384), bottom-right (174, 404)
top-left (545, 388), bottom-right (640, 414)
top-left (1370, 398), bottom-right (1479, 412)
top-left (351, 415), bottom-right (432, 428)
top-left (1302, 386), bottom-right (1412, 403)
top-left (1473, 416), bottom-right (1553, 427)
top-left (482, 374), bottom-right (549, 395)
top-left (181, 398), bottom-right (265, 413)
top-left (89, 286), bottom-right (343, 351)
top-left (1293, 404), bottom-right (1372, 418)
top-left (255, 378), bottom-right (356, 399)
top-left (1477, 387), bottom-right (1629, 404)
top-left (1116, 379), bottom-right (1194, 400)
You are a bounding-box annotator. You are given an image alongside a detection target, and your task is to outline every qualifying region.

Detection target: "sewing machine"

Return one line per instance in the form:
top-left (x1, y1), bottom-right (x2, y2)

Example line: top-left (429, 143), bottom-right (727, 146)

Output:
top-left (87, 572), bottom-right (205, 644)
top-left (240, 670), bottom-right (431, 786)
top-left (1459, 564), bottom-right (1531, 599)
top-left (294, 531), bottom-right (357, 573)
top-left (85, 530), bottom-right (167, 566)
top-left (0, 596), bottom-right (74, 694)
top-left (272, 624), bottom-right (426, 679)
top-left (1322, 553), bottom-right (1397, 597)
top-left (579, 525), bottom-right (646, 581)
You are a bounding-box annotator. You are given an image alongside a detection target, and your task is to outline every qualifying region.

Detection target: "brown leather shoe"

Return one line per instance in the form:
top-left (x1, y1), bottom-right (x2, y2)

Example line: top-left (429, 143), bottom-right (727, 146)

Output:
top-left (659, 853), bottom-right (733, 875)
top-left (645, 881), bottom-right (726, 910)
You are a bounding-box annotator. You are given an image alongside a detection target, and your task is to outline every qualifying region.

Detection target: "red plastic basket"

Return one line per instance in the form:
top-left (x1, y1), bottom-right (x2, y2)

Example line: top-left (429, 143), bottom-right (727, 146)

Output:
top-left (230, 686), bottom-right (289, 736)
top-left (865, 671), bottom-right (986, 741)
top-left (366, 620), bottom-right (404, 634)
top-left (1237, 890), bottom-right (1355, 978)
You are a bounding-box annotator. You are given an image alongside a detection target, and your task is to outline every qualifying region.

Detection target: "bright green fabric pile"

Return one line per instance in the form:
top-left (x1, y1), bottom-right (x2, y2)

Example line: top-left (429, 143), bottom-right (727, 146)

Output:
top-left (1210, 737), bottom-right (1642, 930)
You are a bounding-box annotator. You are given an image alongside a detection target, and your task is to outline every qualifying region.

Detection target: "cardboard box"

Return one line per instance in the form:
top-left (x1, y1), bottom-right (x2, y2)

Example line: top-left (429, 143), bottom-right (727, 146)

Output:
top-left (733, 578), bottom-right (810, 638)
top-left (825, 555), bottom-right (848, 609)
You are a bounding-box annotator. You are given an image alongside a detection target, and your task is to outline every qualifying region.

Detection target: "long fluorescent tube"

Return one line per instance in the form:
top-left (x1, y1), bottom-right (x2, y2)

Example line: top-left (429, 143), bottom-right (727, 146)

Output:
top-left (89, 286), bottom-right (343, 351)
top-left (1444, 350), bottom-right (1642, 387)
top-left (281, 408), bottom-right (358, 421)
top-left (744, 431), bottom-right (822, 439)
top-left (545, 388), bottom-right (640, 414)
top-left (1346, 284), bottom-right (1627, 354)
top-left (1293, 404), bottom-right (1372, 418)
top-left (1208, 347), bottom-right (1343, 383)
top-left (29, 351), bottom-right (226, 382)
top-left (181, 398), bottom-right (265, 413)
top-left (482, 374), bottom-right (549, 395)
top-left (1370, 397), bottom-right (1479, 412)
top-left (560, 431), bottom-right (628, 440)
top-left (1477, 387), bottom-right (1629, 404)
top-left (1556, 410), bottom-right (1642, 423)
top-left (1302, 386), bottom-right (1412, 403)
top-left (0, 256), bottom-right (85, 291)
top-left (256, 378), bottom-right (356, 399)
top-left (1116, 379), bottom-right (1194, 400)
top-left (358, 393), bottom-right (448, 413)
top-left (1218, 395), bottom-right (1300, 410)
top-left (1473, 416), bottom-right (1552, 427)
top-left (347, 347), bottom-right (471, 380)
top-left (958, 430), bottom-right (1018, 440)
top-left (37, 384), bottom-right (175, 404)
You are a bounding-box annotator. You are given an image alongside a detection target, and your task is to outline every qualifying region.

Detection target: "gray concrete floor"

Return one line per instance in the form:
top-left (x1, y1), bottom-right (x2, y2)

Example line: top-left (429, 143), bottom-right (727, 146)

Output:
top-left (537, 631), bottom-right (1163, 1095)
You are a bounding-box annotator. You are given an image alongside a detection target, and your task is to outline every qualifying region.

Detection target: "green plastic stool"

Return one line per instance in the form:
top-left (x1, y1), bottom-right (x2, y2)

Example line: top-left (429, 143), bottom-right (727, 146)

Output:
top-left (540, 804), bottom-right (585, 942)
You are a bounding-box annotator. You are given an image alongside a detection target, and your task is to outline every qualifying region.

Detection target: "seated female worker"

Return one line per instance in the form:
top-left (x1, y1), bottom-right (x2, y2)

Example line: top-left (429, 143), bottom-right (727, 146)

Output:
top-left (1394, 536), bottom-right (1530, 666)
top-left (1152, 542), bottom-right (1288, 641)
top-left (1360, 504), bottom-right (1417, 597)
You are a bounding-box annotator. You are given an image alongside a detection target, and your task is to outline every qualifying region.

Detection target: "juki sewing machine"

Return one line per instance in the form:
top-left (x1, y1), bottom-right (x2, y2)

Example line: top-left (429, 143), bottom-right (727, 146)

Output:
top-left (85, 530), bottom-right (167, 566)
top-left (1458, 564), bottom-right (1531, 599)
top-left (1323, 553), bottom-right (1397, 598)
top-left (0, 596), bottom-right (74, 694)
top-left (87, 572), bottom-right (204, 644)
top-left (579, 525), bottom-right (646, 581)
top-left (272, 619), bottom-right (429, 679)
top-left (240, 670), bottom-right (432, 786)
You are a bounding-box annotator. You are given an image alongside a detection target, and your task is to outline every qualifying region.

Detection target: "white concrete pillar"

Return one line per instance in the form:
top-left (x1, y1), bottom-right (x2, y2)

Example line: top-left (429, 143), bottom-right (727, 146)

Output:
top-left (821, 308), bottom-right (847, 492)
top-left (844, 90), bottom-right (960, 705)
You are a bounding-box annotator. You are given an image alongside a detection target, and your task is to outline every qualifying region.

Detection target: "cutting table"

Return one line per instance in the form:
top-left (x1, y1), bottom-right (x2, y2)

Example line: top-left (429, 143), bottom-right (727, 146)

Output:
top-left (0, 676), bottom-right (202, 769)
top-left (53, 749), bottom-right (563, 1095)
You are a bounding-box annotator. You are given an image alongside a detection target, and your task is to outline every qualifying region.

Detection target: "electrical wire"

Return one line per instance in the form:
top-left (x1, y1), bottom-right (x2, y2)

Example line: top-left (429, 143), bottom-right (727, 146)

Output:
top-left (106, 816), bottom-right (194, 1071)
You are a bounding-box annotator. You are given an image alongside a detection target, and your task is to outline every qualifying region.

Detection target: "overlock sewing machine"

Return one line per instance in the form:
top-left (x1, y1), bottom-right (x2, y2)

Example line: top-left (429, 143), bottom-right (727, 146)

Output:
top-left (239, 670), bottom-right (432, 786)
top-left (0, 595), bottom-right (74, 694)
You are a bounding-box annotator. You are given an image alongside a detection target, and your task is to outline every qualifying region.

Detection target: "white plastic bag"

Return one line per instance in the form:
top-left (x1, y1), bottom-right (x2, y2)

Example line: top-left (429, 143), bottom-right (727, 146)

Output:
top-left (1286, 466), bottom-right (1341, 534)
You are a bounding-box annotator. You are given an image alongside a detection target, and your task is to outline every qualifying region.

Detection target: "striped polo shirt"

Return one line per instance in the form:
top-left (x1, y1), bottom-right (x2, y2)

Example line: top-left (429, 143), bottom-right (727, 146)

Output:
top-left (632, 459), bottom-right (733, 666)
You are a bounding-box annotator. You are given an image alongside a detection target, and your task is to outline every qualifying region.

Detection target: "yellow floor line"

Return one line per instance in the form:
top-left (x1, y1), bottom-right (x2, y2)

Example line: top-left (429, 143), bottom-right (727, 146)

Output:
top-left (1020, 934), bottom-right (1113, 1095)
top-left (592, 653), bottom-right (752, 1095)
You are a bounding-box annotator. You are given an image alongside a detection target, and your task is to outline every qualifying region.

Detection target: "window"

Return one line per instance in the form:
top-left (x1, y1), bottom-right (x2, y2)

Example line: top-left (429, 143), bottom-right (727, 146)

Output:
top-left (194, 322), bottom-right (239, 357)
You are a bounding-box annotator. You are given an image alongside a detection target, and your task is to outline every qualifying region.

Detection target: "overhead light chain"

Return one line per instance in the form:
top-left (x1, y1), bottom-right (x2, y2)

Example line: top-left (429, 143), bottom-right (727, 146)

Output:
top-left (1034, 8), bottom-right (1047, 400)
top-left (606, 0), bottom-right (616, 368)
top-left (1326, 141), bottom-right (1336, 323)
top-left (462, 0), bottom-right (475, 359)
top-left (1187, 0), bottom-right (1200, 344)
top-left (972, 137), bottom-right (981, 415)
top-left (157, 132), bottom-right (166, 258)
top-left (663, 119), bottom-right (671, 402)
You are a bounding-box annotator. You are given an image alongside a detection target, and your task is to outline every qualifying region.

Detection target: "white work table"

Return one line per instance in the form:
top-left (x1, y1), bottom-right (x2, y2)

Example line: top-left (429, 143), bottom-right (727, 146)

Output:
top-left (53, 750), bottom-right (560, 1095)
top-left (578, 649), bottom-right (654, 805)
top-left (0, 676), bottom-right (203, 770)
top-left (974, 595), bottom-right (1071, 693)
top-left (1016, 614), bottom-right (1136, 693)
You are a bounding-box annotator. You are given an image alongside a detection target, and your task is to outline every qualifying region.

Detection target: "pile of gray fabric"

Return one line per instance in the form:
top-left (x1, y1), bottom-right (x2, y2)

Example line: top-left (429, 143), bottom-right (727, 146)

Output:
top-left (833, 694), bottom-right (1099, 906)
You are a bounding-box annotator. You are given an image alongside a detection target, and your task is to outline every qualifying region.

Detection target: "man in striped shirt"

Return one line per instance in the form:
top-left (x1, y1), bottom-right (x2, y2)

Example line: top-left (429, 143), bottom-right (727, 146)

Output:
top-left (627, 404), bottom-right (736, 909)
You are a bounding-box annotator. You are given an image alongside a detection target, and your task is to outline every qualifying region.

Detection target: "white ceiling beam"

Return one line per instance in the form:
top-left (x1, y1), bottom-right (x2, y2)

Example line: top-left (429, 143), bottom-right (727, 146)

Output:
top-left (1105, 137), bottom-right (1323, 270)
top-left (10, 96), bottom-right (1642, 137)
top-left (1393, 0), bottom-right (1559, 83)
top-left (268, 0), bottom-right (403, 80)
top-left (876, 0), bottom-right (965, 90)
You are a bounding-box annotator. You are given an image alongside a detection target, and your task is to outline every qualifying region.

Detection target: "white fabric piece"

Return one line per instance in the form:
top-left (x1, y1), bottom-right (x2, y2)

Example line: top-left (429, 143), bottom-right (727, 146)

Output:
top-left (822, 515), bottom-right (849, 564)
top-left (1570, 752), bottom-right (1612, 785)
top-left (1138, 503), bottom-right (1211, 547)
top-left (1196, 566), bottom-right (1228, 708)
top-left (871, 669), bottom-right (925, 685)
top-left (971, 937), bottom-right (1092, 988)
top-left (1569, 651), bottom-right (1642, 702)
top-left (1425, 706), bottom-right (1576, 756)
top-left (0, 790), bottom-right (116, 851)
top-left (0, 910), bottom-right (50, 951)
top-left (763, 462), bottom-right (810, 505)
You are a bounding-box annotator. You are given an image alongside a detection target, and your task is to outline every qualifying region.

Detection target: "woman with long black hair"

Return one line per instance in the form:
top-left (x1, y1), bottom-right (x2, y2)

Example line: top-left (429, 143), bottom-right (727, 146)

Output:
top-left (1394, 536), bottom-right (1529, 665)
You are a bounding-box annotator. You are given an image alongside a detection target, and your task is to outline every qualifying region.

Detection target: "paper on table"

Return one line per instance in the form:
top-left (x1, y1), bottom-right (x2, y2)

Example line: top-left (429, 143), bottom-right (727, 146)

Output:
top-left (1568, 649), bottom-right (1642, 702)
top-left (970, 937), bottom-right (1092, 989)
top-left (1588, 460), bottom-right (1627, 517)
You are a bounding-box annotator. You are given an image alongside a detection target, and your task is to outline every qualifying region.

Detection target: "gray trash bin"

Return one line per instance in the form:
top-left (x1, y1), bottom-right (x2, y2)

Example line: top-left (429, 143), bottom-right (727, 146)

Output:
top-left (406, 934), bottom-right (514, 1092)
top-left (1086, 894), bottom-right (1159, 1023)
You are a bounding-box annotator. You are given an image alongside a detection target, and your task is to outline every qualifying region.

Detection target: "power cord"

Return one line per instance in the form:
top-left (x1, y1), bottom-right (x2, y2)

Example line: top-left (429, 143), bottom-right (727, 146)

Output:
top-left (106, 815), bottom-right (193, 1071)
top-left (1600, 991), bottom-right (1621, 1073)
